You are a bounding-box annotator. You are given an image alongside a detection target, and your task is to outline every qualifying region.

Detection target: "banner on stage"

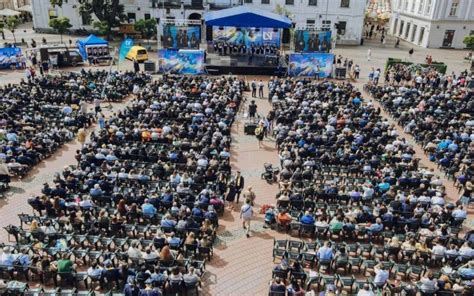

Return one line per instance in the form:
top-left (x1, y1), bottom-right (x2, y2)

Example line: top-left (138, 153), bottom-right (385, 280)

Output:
top-left (0, 47), bottom-right (21, 68)
top-left (162, 25), bottom-right (201, 49)
top-left (288, 53), bottom-right (334, 77)
top-left (294, 30), bottom-right (331, 52)
top-left (212, 27), bottom-right (280, 46)
top-left (158, 49), bottom-right (205, 75)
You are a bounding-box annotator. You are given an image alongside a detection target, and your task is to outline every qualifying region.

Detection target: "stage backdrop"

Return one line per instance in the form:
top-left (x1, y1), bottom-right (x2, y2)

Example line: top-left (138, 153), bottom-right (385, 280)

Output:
top-left (163, 25), bottom-right (201, 49)
top-left (212, 27), bottom-right (280, 46)
top-left (289, 53), bottom-right (334, 77)
top-left (0, 47), bottom-right (21, 68)
top-left (158, 49), bottom-right (205, 75)
top-left (294, 30), bottom-right (331, 52)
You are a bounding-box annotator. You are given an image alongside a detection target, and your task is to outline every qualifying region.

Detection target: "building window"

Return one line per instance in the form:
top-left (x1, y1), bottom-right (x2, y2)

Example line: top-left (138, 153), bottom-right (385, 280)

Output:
top-left (411, 0), bottom-right (416, 12)
top-left (399, 20), bottom-right (404, 36)
top-left (337, 21), bottom-right (347, 35)
top-left (426, 0), bottom-right (432, 14)
top-left (145, 13), bottom-right (151, 20)
top-left (341, 0), bottom-right (350, 8)
top-left (418, 0), bottom-right (424, 14)
top-left (81, 11), bottom-right (92, 25)
top-left (48, 9), bottom-right (57, 20)
top-left (411, 24), bottom-right (417, 42)
top-left (127, 13), bottom-right (136, 23)
top-left (404, 0), bottom-right (408, 10)
top-left (306, 19), bottom-right (315, 25)
top-left (322, 20), bottom-right (331, 30)
top-left (419, 27), bottom-right (425, 44)
top-left (398, 0), bottom-right (402, 9)
top-left (261, 0), bottom-right (270, 4)
top-left (244, 0), bottom-right (252, 3)
top-left (285, 0), bottom-right (294, 5)
top-left (449, 0), bottom-right (459, 16)
top-left (309, 0), bottom-right (317, 6)
top-left (405, 22), bottom-right (411, 39)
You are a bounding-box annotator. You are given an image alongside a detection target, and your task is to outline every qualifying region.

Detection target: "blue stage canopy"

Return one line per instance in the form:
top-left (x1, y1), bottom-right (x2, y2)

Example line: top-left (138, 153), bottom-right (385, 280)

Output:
top-left (76, 34), bottom-right (108, 60)
top-left (204, 6), bottom-right (292, 29)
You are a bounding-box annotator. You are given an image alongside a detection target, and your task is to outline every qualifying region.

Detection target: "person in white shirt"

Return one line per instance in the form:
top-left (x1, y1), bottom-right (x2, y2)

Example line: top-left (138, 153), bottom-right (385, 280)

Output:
top-left (240, 199), bottom-right (253, 238)
top-left (432, 242), bottom-right (446, 257)
top-left (357, 284), bottom-right (375, 296)
top-left (373, 264), bottom-right (389, 288)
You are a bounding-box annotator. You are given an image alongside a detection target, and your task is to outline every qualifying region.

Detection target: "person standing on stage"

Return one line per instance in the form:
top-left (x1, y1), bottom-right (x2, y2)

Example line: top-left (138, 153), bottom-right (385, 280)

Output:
top-left (258, 80), bottom-right (264, 98)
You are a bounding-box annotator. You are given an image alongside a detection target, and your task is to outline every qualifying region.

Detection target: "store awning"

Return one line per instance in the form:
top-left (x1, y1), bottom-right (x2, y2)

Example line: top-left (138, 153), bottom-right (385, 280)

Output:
top-left (204, 6), bottom-right (292, 28)
top-left (0, 8), bottom-right (21, 17)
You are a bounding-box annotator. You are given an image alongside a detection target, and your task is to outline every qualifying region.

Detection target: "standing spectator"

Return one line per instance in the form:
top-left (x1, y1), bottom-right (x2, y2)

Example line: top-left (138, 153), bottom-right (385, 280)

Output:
top-left (234, 171), bottom-right (245, 203)
top-left (243, 186), bottom-right (256, 205)
top-left (240, 199), bottom-right (253, 238)
top-left (251, 80), bottom-right (257, 97)
top-left (248, 100), bottom-right (257, 119)
top-left (373, 264), bottom-right (389, 288)
top-left (367, 48), bottom-right (372, 61)
top-left (133, 58), bottom-right (140, 73)
top-left (258, 80), bottom-right (264, 98)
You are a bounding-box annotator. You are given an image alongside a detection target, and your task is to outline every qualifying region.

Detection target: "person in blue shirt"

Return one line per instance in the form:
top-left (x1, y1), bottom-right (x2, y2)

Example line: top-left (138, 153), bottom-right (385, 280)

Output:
top-left (367, 218), bottom-right (384, 236)
top-left (141, 199), bottom-right (157, 218)
top-left (161, 189), bottom-right (174, 206)
top-left (191, 206), bottom-right (203, 218)
top-left (300, 211), bottom-right (315, 225)
top-left (160, 213), bottom-right (177, 228)
top-left (90, 184), bottom-right (103, 199)
top-left (317, 241), bottom-right (334, 261)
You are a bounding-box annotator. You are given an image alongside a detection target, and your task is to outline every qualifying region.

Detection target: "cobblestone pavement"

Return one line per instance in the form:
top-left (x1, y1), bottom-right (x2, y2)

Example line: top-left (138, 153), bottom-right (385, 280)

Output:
top-left (0, 32), bottom-right (472, 294)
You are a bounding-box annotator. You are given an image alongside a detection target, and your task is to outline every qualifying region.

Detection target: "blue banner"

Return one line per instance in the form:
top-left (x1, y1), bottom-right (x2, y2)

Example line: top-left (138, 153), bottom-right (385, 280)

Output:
top-left (158, 49), bottom-right (204, 75)
top-left (294, 30), bottom-right (331, 52)
top-left (119, 38), bottom-right (134, 63)
top-left (163, 25), bottom-right (201, 49)
top-left (289, 53), bottom-right (334, 77)
top-left (0, 47), bottom-right (21, 68)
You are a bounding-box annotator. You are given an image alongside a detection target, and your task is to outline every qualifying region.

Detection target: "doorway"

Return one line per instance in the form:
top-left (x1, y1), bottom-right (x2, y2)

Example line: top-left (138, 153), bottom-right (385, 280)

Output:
top-left (442, 30), bottom-right (455, 47)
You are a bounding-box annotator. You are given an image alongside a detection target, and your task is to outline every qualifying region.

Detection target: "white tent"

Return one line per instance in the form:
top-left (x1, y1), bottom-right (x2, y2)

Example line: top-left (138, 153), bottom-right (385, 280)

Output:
top-left (0, 8), bottom-right (21, 17)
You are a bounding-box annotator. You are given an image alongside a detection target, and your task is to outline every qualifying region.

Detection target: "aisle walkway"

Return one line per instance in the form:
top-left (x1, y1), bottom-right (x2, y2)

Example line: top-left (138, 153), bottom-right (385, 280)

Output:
top-left (202, 77), bottom-right (289, 295)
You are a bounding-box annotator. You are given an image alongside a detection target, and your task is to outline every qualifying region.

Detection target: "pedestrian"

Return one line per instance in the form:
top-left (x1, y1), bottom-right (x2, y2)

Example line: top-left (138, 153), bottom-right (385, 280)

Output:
top-left (98, 113), bottom-right (106, 129)
top-left (225, 181), bottom-right (237, 210)
top-left (243, 186), bottom-right (256, 206)
top-left (133, 58), bottom-right (140, 73)
top-left (367, 48), bottom-right (372, 61)
top-left (255, 122), bottom-right (264, 148)
top-left (77, 128), bottom-right (87, 146)
top-left (240, 199), bottom-right (253, 238)
top-left (354, 64), bottom-right (360, 79)
top-left (251, 80), bottom-right (257, 97)
top-left (408, 48), bottom-right (414, 60)
top-left (258, 80), bottom-right (264, 98)
top-left (395, 37), bottom-right (400, 48)
top-left (234, 171), bottom-right (245, 203)
top-left (248, 100), bottom-right (257, 120)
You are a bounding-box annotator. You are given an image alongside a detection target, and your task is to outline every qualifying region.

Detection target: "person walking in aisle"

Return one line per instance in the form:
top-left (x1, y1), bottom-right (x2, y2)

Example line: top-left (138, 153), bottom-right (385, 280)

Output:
top-left (367, 48), bottom-right (372, 61)
top-left (251, 80), bottom-right (257, 98)
top-left (240, 199), bottom-right (254, 238)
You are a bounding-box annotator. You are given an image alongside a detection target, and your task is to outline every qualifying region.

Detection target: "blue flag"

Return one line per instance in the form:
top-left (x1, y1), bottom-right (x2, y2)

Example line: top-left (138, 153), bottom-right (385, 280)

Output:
top-left (119, 38), bottom-right (134, 63)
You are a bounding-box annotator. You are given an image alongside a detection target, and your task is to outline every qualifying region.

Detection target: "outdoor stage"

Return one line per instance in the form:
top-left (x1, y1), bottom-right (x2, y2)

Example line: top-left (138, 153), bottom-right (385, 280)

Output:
top-left (205, 52), bottom-right (287, 76)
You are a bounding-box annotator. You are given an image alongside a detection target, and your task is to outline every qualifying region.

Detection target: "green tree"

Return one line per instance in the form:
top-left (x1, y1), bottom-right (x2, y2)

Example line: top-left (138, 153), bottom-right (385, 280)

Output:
top-left (463, 35), bottom-right (474, 49)
top-left (50, 0), bottom-right (125, 40)
top-left (93, 21), bottom-right (110, 36)
top-left (134, 18), bottom-right (157, 45)
top-left (5, 16), bottom-right (20, 44)
top-left (48, 17), bottom-right (72, 43)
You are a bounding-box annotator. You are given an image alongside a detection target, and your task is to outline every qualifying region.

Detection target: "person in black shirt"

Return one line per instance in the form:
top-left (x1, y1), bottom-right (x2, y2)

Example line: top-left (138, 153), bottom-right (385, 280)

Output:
top-left (248, 100), bottom-right (257, 119)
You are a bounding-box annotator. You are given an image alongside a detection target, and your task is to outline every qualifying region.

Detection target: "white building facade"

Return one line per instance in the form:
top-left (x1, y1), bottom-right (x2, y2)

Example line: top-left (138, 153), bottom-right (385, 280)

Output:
top-left (389, 0), bottom-right (474, 49)
top-left (32, 0), bottom-right (366, 45)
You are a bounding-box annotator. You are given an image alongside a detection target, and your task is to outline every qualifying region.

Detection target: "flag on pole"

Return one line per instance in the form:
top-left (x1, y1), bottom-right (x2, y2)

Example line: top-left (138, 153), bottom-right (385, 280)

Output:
top-left (119, 38), bottom-right (134, 63)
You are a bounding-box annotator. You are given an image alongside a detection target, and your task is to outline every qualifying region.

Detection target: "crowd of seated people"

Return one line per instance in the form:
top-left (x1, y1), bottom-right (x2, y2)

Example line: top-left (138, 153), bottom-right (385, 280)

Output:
top-left (368, 70), bottom-right (474, 204)
top-left (0, 75), bottom-right (243, 295)
top-left (0, 71), bottom-right (148, 180)
top-left (262, 77), bottom-right (473, 295)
